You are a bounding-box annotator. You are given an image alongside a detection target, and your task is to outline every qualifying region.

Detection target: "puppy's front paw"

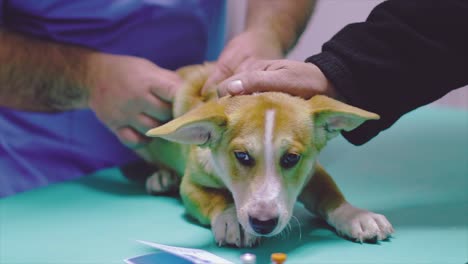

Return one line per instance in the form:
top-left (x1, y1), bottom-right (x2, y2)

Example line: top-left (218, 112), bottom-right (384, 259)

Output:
top-left (327, 202), bottom-right (394, 243)
top-left (211, 206), bottom-right (259, 247)
top-left (145, 169), bottom-right (180, 194)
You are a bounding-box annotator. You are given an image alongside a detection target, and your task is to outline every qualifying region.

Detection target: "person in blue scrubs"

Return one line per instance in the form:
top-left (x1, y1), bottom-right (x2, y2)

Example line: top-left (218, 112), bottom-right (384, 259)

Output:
top-left (0, 0), bottom-right (315, 197)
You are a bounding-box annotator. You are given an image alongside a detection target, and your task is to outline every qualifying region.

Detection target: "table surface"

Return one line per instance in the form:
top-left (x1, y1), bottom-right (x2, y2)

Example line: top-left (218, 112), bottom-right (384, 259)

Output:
top-left (1, 106), bottom-right (467, 264)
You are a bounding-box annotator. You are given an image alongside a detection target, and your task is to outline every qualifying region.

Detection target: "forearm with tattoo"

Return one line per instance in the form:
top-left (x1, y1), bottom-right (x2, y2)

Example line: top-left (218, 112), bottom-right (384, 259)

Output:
top-left (0, 28), bottom-right (93, 111)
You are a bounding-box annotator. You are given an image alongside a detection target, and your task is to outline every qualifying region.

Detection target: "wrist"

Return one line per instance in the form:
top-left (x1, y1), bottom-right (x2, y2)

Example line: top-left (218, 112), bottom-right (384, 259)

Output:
top-left (244, 27), bottom-right (285, 58)
top-left (316, 65), bottom-right (340, 99)
top-left (305, 62), bottom-right (343, 100)
top-left (306, 52), bottom-right (354, 103)
top-left (85, 52), bottom-right (116, 109)
top-left (244, 0), bottom-right (310, 56)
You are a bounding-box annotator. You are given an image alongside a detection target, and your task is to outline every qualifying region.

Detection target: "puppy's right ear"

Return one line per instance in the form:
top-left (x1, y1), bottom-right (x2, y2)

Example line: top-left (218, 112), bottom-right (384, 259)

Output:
top-left (146, 101), bottom-right (227, 147)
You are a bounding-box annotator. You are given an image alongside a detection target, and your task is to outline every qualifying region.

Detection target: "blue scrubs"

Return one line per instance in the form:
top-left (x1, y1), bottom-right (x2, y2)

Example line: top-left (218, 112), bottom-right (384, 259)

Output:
top-left (0, 0), bottom-right (226, 197)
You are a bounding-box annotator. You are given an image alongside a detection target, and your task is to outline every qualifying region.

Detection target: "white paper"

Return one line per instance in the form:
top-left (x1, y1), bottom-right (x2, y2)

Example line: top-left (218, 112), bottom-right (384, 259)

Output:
top-left (136, 240), bottom-right (234, 264)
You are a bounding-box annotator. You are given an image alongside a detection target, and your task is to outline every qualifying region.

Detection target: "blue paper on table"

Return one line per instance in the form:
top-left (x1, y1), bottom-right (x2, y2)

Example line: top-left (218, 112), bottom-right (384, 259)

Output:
top-left (124, 252), bottom-right (192, 264)
top-left (124, 240), bottom-right (233, 264)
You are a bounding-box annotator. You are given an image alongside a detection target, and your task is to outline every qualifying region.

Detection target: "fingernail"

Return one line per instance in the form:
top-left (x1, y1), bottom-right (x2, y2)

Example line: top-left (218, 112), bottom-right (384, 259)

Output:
top-left (227, 80), bottom-right (244, 94)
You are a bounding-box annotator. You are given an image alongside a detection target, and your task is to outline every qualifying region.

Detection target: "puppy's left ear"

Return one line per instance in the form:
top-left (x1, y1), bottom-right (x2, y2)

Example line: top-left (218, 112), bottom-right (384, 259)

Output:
top-left (146, 101), bottom-right (227, 147)
top-left (308, 95), bottom-right (379, 147)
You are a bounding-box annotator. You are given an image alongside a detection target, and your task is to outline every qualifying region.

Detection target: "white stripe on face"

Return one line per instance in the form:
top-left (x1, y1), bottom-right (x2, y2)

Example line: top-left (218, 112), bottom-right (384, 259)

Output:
top-left (264, 109), bottom-right (276, 178)
top-left (253, 109), bottom-right (280, 201)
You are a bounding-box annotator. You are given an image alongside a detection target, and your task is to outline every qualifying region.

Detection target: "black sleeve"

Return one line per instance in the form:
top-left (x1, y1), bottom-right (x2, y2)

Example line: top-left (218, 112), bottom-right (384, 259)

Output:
top-left (306, 0), bottom-right (468, 145)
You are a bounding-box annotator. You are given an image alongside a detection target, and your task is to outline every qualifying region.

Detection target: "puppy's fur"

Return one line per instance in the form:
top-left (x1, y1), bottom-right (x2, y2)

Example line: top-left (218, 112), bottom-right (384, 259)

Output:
top-left (139, 64), bottom-right (393, 247)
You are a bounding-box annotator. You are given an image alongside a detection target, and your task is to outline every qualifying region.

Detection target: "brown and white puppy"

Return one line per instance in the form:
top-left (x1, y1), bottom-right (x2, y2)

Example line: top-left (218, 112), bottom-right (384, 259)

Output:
top-left (140, 64), bottom-right (393, 247)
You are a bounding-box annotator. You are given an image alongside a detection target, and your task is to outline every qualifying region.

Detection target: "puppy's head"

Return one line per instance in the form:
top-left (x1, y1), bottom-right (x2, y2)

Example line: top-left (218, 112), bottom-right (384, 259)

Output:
top-left (147, 93), bottom-right (378, 237)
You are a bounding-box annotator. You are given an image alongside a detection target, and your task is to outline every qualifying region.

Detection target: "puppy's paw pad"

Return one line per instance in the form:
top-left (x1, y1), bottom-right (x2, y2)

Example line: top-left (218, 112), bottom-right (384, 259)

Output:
top-left (212, 206), bottom-right (259, 247)
top-left (145, 169), bottom-right (180, 194)
top-left (328, 203), bottom-right (393, 242)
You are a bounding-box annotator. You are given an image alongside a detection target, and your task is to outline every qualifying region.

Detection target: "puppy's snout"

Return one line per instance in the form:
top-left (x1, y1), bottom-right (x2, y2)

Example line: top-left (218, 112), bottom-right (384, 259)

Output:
top-left (246, 200), bottom-right (281, 235)
top-left (248, 216), bottom-right (279, 235)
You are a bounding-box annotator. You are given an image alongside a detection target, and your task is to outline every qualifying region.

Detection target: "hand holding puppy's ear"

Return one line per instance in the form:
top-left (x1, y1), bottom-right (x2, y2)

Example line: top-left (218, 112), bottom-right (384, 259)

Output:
top-left (146, 101), bottom-right (227, 147)
top-left (309, 95), bottom-right (379, 148)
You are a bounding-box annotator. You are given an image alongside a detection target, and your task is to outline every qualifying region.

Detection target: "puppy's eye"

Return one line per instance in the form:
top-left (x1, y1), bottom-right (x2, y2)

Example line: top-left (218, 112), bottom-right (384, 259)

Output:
top-left (280, 153), bottom-right (301, 169)
top-left (234, 151), bottom-right (255, 167)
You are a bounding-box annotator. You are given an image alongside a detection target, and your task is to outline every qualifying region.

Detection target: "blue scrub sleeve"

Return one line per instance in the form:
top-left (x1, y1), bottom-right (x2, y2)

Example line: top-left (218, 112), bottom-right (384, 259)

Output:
top-left (0, 0), bottom-right (4, 25)
top-left (0, 0), bottom-right (226, 197)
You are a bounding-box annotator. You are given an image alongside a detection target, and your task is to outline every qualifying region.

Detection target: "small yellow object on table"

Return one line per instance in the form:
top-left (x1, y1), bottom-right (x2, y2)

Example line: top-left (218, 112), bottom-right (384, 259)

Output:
top-left (271, 252), bottom-right (287, 264)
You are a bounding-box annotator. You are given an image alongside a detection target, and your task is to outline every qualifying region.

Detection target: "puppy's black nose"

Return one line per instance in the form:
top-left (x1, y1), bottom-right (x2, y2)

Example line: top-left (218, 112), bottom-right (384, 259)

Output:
top-left (248, 216), bottom-right (278, 235)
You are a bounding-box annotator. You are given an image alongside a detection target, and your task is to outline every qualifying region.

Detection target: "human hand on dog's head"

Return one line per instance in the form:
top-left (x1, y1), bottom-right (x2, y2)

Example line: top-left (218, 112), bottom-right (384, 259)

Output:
top-left (87, 53), bottom-right (183, 148)
top-left (216, 59), bottom-right (339, 100)
top-left (202, 30), bottom-right (284, 96)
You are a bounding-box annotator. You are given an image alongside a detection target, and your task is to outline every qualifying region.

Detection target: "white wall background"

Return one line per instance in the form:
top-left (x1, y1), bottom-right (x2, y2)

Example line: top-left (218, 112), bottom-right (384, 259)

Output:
top-left (226, 0), bottom-right (468, 109)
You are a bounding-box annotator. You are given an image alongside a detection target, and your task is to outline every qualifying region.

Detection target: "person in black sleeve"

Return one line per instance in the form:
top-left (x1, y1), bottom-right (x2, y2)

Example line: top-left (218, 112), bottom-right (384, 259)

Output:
top-left (216, 0), bottom-right (468, 145)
